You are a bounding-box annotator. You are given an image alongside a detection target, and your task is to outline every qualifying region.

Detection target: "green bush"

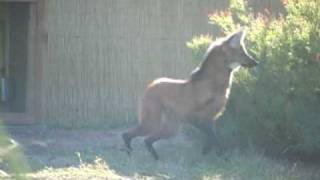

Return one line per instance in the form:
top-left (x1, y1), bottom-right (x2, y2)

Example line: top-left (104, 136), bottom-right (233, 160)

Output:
top-left (187, 0), bottom-right (320, 155)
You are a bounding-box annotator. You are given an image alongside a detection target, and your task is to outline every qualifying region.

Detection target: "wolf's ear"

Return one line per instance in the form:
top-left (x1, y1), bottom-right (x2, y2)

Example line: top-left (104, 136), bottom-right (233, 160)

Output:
top-left (227, 27), bottom-right (246, 49)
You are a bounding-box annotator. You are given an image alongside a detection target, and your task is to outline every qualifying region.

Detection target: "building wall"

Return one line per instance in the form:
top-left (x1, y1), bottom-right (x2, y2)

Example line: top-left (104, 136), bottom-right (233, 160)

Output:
top-left (42, 0), bottom-right (281, 127)
top-left (41, 0), bottom-right (228, 127)
top-left (8, 3), bottom-right (30, 112)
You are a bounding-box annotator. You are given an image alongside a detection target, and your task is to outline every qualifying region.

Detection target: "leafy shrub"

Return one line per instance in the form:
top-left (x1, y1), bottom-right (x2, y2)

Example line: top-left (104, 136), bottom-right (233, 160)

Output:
top-left (187, 0), bottom-right (320, 155)
top-left (186, 34), bottom-right (213, 63)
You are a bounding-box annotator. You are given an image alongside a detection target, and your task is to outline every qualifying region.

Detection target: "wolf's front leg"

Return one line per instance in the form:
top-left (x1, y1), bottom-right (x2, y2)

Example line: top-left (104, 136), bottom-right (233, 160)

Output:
top-left (191, 120), bottom-right (220, 155)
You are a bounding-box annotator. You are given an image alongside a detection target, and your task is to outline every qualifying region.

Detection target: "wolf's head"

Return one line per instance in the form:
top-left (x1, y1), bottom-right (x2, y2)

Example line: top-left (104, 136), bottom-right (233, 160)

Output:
top-left (190, 28), bottom-right (258, 81)
top-left (222, 28), bottom-right (258, 70)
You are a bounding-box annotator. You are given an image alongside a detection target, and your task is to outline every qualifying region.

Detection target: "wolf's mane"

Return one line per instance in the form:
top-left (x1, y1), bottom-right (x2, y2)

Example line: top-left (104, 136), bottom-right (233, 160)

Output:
top-left (189, 36), bottom-right (228, 81)
top-left (189, 29), bottom-right (245, 81)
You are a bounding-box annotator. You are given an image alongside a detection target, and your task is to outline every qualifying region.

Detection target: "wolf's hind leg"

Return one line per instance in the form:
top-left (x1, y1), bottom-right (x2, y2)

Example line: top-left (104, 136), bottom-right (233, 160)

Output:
top-left (122, 125), bottom-right (148, 152)
top-left (123, 94), bottom-right (163, 152)
top-left (144, 118), bottom-right (179, 160)
top-left (144, 130), bottom-right (173, 160)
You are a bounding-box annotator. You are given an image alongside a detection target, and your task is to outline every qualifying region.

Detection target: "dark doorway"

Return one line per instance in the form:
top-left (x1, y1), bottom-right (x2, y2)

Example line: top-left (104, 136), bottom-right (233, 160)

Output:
top-left (0, 2), bottom-right (30, 113)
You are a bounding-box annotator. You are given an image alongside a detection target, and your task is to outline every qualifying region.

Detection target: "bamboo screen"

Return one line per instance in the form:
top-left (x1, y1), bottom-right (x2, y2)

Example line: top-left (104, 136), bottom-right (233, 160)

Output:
top-left (43, 0), bottom-right (281, 127)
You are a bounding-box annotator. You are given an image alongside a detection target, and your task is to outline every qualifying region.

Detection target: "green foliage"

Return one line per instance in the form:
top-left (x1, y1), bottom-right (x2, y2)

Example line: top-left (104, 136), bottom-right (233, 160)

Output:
top-left (187, 0), bottom-right (320, 155)
top-left (0, 123), bottom-right (30, 179)
top-left (186, 34), bottom-right (213, 63)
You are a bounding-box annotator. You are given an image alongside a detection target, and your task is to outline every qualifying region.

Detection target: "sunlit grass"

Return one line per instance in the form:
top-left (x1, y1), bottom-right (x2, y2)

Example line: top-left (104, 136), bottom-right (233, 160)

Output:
top-left (28, 158), bottom-right (127, 180)
top-left (1, 127), bottom-right (319, 180)
top-left (0, 121), bottom-right (30, 180)
top-left (22, 142), bottom-right (320, 179)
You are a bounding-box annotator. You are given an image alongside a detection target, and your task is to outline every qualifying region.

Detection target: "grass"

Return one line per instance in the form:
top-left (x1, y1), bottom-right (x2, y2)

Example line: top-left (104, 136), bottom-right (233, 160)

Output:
top-left (27, 158), bottom-right (125, 180)
top-left (1, 128), bottom-right (320, 180)
top-left (26, 149), bottom-right (319, 180)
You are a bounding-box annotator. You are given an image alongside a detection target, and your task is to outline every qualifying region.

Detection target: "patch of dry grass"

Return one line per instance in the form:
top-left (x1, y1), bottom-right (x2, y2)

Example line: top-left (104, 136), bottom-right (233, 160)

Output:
top-left (27, 158), bottom-right (127, 180)
top-left (15, 148), bottom-right (320, 180)
top-left (1, 128), bottom-right (319, 180)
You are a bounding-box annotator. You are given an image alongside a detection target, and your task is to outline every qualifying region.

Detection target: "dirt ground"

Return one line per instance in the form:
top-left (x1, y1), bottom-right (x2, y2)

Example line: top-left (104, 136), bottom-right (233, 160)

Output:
top-left (2, 126), bottom-right (320, 180)
top-left (5, 125), bottom-right (190, 170)
top-left (5, 126), bottom-right (129, 168)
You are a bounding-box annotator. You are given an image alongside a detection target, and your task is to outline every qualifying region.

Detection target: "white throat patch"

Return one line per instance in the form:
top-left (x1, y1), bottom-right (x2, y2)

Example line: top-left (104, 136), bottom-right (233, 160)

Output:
top-left (228, 62), bottom-right (241, 70)
top-left (225, 62), bottom-right (241, 99)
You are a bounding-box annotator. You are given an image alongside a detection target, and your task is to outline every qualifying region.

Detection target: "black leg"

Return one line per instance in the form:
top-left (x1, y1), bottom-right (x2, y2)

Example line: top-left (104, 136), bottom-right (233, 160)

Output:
top-left (144, 137), bottom-right (159, 160)
top-left (122, 132), bottom-right (133, 151)
top-left (122, 125), bottom-right (148, 153)
top-left (191, 120), bottom-right (219, 155)
top-left (143, 121), bottom-right (178, 160)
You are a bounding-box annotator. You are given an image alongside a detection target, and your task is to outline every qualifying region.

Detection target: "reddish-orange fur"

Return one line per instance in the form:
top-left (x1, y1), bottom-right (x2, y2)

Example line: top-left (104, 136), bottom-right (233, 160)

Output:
top-left (122, 29), bottom-right (258, 160)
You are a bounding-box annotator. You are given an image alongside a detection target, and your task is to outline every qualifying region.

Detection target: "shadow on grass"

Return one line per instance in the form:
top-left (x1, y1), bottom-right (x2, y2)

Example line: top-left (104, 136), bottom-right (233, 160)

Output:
top-left (102, 143), bottom-right (320, 180)
top-left (3, 126), bottom-right (320, 179)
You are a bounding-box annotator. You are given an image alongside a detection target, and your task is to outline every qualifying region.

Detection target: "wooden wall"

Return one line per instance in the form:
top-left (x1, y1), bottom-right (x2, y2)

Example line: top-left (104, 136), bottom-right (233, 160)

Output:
top-left (42, 0), bottom-right (281, 127)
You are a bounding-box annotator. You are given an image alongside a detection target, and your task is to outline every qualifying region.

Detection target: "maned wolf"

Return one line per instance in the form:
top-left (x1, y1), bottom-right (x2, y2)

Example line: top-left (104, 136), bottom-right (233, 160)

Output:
top-left (122, 28), bottom-right (258, 160)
